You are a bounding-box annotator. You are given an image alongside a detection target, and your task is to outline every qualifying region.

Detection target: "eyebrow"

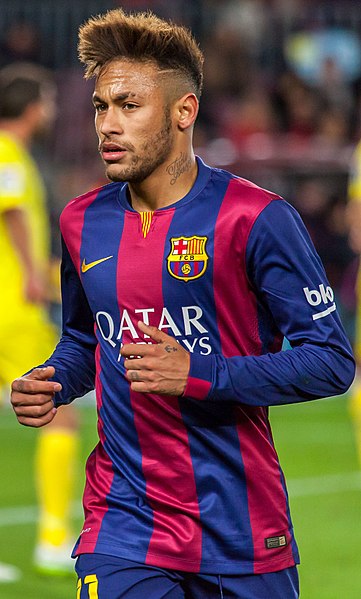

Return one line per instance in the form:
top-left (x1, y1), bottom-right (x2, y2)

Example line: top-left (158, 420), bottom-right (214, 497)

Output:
top-left (92, 91), bottom-right (136, 105)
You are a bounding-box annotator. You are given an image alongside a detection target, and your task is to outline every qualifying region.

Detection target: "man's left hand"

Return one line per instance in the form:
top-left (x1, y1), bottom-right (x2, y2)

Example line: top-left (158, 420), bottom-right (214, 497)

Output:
top-left (120, 321), bottom-right (190, 396)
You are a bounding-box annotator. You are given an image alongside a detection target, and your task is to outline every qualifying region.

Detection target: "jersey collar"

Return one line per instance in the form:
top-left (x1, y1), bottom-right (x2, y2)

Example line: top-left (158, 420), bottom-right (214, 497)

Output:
top-left (117, 156), bottom-right (212, 212)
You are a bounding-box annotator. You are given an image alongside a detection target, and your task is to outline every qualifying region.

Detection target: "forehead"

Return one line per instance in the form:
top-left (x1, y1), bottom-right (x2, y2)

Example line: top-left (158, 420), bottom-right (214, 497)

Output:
top-left (94, 59), bottom-right (163, 99)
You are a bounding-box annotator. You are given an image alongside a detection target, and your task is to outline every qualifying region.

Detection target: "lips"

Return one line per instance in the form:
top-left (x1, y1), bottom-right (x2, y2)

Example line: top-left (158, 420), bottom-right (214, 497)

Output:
top-left (101, 143), bottom-right (127, 162)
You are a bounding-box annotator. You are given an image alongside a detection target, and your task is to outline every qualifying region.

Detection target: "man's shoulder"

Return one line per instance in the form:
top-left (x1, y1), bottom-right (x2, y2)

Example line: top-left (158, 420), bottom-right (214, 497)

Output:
top-left (229, 173), bottom-right (281, 202)
top-left (60, 181), bottom-right (119, 227)
top-left (211, 166), bottom-right (283, 217)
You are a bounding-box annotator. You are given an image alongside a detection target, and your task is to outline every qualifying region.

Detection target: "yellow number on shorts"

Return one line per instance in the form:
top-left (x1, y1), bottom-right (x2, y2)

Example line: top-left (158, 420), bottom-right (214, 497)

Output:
top-left (76, 574), bottom-right (99, 599)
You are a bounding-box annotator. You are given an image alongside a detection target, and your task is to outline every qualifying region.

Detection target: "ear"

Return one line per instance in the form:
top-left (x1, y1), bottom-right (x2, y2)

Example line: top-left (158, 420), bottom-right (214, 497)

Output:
top-left (176, 93), bottom-right (199, 131)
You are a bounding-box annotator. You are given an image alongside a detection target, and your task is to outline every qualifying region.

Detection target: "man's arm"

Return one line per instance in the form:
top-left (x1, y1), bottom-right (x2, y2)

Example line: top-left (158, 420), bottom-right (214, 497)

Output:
top-left (122, 201), bottom-right (355, 405)
top-left (186, 200), bottom-right (354, 404)
top-left (42, 237), bottom-right (97, 405)
top-left (11, 236), bottom-right (97, 425)
top-left (4, 208), bottom-right (48, 303)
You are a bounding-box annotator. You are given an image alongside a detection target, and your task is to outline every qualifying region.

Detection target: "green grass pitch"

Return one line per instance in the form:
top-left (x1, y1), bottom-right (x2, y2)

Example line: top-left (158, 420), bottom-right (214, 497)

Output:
top-left (0, 394), bottom-right (360, 598)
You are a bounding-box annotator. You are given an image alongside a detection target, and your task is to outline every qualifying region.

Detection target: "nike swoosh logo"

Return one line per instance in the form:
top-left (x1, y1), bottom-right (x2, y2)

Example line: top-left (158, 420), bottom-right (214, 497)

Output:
top-left (81, 255), bottom-right (113, 273)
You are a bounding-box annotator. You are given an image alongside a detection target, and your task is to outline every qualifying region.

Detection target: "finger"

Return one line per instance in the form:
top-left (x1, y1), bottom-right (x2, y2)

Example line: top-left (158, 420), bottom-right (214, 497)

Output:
top-left (125, 369), bottom-right (149, 383)
top-left (11, 378), bottom-right (61, 396)
top-left (28, 366), bottom-right (56, 381)
top-left (129, 382), bottom-right (150, 394)
top-left (120, 344), bottom-right (155, 358)
top-left (12, 391), bottom-right (56, 408)
top-left (137, 321), bottom-right (170, 343)
top-left (13, 400), bottom-right (56, 418)
top-left (123, 357), bottom-right (146, 371)
top-left (16, 408), bottom-right (57, 428)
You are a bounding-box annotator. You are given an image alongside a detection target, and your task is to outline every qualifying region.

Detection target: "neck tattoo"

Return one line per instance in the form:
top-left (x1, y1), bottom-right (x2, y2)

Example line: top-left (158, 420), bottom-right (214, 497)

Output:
top-left (166, 152), bottom-right (192, 185)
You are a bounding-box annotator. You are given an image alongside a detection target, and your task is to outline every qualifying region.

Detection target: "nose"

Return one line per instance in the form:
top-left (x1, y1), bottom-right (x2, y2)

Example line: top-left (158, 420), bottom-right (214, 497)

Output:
top-left (98, 107), bottom-right (124, 137)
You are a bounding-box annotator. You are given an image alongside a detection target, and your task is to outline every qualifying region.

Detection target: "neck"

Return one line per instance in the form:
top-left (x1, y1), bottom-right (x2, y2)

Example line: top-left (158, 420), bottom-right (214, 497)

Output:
top-left (128, 149), bottom-right (198, 212)
top-left (0, 118), bottom-right (32, 146)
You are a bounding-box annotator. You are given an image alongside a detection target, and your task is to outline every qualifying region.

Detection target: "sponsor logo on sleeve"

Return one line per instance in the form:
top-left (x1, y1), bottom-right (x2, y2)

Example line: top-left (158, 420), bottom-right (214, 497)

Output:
top-left (303, 284), bottom-right (336, 320)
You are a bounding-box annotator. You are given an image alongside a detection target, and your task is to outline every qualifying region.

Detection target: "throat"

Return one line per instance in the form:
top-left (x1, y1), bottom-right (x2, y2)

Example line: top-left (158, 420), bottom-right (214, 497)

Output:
top-left (128, 154), bottom-right (198, 211)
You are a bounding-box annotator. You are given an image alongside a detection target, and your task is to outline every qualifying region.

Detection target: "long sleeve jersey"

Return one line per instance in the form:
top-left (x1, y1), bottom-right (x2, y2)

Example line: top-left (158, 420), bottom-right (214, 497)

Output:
top-left (45, 157), bottom-right (354, 575)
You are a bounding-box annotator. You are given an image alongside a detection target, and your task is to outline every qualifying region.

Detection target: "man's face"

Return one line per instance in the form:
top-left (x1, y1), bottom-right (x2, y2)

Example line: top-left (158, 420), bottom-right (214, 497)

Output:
top-left (93, 59), bottom-right (174, 183)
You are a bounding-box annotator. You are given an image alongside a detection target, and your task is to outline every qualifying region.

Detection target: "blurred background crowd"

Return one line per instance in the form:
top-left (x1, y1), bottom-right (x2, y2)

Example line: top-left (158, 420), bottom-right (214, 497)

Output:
top-left (1, 0), bottom-right (361, 340)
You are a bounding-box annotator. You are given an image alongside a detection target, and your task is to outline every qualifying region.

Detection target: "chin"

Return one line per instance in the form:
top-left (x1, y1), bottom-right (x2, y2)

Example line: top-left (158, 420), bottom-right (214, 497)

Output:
top-left (106, 165), bottom-right (148, 184)
top-left (105, 164), bottom-right (127, 183)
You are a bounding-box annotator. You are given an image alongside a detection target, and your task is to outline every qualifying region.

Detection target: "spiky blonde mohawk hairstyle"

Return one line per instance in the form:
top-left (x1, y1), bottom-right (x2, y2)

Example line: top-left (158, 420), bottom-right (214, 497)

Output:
top-left (78, 8), bottom-right (204, 98)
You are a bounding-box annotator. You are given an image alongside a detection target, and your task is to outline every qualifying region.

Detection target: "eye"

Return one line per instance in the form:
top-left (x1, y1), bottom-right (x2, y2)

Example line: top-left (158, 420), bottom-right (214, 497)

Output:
top-left (123, 102), bottom-right (138, 110)
top-left (94, 103), bottom-right (107, 113)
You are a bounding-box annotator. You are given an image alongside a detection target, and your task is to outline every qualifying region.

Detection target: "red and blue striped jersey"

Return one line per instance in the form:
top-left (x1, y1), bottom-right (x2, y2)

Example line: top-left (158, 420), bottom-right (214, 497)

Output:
top-left (48, 157), bottom-right (354, 574)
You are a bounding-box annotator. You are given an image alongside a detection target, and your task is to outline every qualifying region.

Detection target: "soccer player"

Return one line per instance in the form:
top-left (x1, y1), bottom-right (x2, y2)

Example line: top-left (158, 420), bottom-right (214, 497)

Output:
top-left (0, 63), bottom-right (78, 576)
top-left (11, 10), bottom-right (354, 599)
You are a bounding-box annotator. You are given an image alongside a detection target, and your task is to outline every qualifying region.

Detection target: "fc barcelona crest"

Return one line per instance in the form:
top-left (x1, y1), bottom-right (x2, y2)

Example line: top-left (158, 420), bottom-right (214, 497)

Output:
top-left (167, 236), bottom-right (208, 282)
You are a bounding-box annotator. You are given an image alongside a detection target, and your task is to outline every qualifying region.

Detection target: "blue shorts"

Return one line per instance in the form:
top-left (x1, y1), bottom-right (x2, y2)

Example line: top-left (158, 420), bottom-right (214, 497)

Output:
top-left (75, 554), bottom-right (299, 599)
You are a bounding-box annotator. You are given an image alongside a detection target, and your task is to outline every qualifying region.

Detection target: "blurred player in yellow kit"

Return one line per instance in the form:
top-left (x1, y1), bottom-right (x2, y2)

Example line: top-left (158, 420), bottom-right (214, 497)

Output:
top-left (0, 63), bottom-right (78, 576)
top-left (347, 139), bottom-right (361, 467)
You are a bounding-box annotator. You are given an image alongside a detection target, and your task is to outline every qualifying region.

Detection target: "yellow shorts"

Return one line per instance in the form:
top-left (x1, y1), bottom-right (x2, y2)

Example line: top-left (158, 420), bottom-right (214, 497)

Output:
top-left (0, 306), bottom-right (58, 396)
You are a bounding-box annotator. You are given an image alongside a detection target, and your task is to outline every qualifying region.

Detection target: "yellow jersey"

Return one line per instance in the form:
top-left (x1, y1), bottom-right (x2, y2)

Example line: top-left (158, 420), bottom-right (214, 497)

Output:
top-left (0, 131), bottom-right (50, 313)
top-left (0, 132), bottom-right (57, 388)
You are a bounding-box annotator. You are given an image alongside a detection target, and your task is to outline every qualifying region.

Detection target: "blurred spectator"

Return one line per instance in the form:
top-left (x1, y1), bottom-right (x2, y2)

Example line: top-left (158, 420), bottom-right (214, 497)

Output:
top-left (0, 21), bottom-right (42, 67)
top-left (52, 68), bottom-right (95, 163)
top-left (275, 71), bottom-right (320, 140)
top-left (208, 0), bottom-right (268, 57)
top-left (220, 89), bottom-right (279, 150)
top-left (314, 107), bottom-right (350, 149)
top-left (294, 180), bottom-right (351, 280)
top-left (317, 56), bottom-right (354, 115)
top-left (199, 23), bottom-right (252, 139)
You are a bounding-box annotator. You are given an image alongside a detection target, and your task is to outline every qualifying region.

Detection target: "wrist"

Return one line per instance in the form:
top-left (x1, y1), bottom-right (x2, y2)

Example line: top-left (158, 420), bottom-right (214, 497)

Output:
top-left (182, 353), bottom-right (213, 400)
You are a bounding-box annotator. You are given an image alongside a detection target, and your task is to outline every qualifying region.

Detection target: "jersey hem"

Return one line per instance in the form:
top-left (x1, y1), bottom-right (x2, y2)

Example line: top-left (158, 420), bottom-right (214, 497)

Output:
top-left (73, 541), bottom-right (299, 575)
